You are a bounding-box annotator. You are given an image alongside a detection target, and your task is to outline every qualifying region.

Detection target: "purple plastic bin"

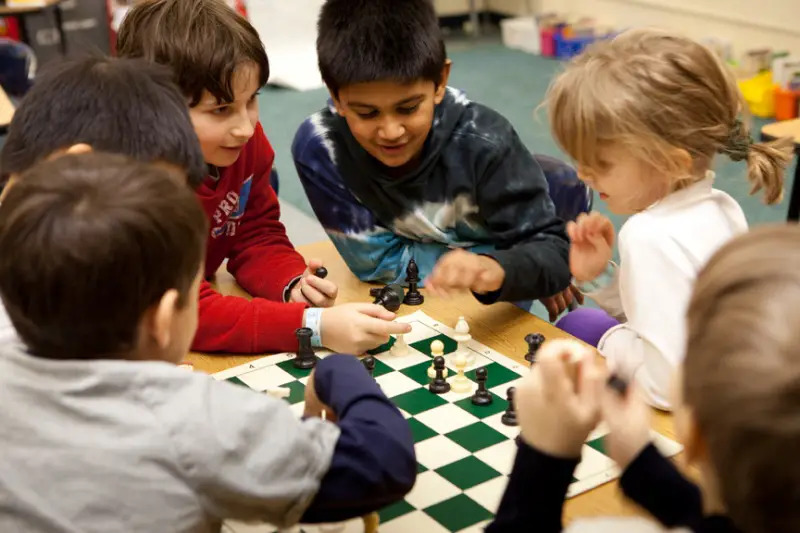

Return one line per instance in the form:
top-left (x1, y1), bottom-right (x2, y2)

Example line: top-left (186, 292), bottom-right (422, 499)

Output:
top-left (554, 32), bottom-right (596, 59)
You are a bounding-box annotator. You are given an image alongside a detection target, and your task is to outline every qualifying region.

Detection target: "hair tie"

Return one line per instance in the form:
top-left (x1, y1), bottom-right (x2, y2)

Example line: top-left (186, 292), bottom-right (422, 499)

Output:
top-left (720, 119), bottom-right (752, 162)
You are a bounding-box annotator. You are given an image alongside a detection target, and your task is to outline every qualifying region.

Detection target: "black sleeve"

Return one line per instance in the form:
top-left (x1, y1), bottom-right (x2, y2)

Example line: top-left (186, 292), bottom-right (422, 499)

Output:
top-left (486, 441), bottom-right (579, 533)
top-left (300, 355), bottom-right (417, 523)
top-left (620, 443), bottom-right (703, 528)
top-left (473, 129), bottom-right (571, 304)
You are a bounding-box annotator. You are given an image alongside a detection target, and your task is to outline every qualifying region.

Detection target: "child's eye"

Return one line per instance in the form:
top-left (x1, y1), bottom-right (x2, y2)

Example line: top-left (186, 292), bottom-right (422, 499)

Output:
top-left (211, 106), bottom-right (231, 116)
top-left (397, 104), bottom-right (420, 115)
top-left (356, 110), bottom-right (379, 119)
top-left (248, 92), bottom-right (260, 104)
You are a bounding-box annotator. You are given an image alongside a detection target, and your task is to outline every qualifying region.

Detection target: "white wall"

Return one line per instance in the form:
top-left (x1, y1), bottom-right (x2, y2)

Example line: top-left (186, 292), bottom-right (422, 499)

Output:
top-left (537, 0), bottom-right (800, 57)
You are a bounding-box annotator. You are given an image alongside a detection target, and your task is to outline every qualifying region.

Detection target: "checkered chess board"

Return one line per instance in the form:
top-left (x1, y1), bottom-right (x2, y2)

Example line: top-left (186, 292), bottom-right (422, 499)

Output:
top-left (215, 311), bottom-right (682, 533)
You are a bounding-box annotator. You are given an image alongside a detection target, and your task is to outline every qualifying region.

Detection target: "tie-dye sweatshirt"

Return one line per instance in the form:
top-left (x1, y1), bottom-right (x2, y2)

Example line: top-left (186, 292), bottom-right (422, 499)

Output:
top-left (292, 88), bottom-right (570, 303)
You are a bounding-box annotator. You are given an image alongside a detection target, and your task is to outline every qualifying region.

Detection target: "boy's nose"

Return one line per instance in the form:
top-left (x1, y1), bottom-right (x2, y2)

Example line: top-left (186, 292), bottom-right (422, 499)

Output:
top-left (378, 119), bottom-right (405, 142)
top-left (231, 112), bottom-right (256, 141)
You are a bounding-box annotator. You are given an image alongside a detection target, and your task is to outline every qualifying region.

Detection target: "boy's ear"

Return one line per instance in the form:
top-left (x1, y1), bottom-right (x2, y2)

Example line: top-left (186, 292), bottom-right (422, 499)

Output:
top-left (330, 91), bottom-right (345, 116)
top-left (434, 60), bottom-right (452, 105)
top-left (148, 289), bottom-right (181, 350)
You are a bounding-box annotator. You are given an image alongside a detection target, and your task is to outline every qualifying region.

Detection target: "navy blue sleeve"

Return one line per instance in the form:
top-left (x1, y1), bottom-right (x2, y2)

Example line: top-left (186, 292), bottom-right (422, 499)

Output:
top-left (620, 443), bottom-right (703, 528)
top-left (300, 355), bottom-right (417, 523)
top-left (486, 441), bottom-right (579, 533)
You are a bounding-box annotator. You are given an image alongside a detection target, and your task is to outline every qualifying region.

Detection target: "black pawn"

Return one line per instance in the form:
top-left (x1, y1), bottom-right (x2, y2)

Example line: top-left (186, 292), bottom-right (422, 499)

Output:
top-left (429, 356), bottom-right (451, 394)
top-left (363, 356), bottom-right (376, 378)
top-left (372, 283), bottom-right (405, 312)
top-left (293, 327), bottom-right (316, 369)
top-left (524, 333), bottom-right (546, 364)
top-left (471, 366), bottom-right (493, 406)
top-left (403, 258), bottom-right (424, 306)
top-left (314, 266), bottom-right (328, 279)
top-left (501, 387), bottom-right (518, 426)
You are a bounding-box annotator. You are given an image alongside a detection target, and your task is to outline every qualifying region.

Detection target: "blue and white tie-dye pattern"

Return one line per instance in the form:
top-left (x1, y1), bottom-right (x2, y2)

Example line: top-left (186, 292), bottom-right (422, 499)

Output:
top-left (293, 87), bottom-right (571, 303)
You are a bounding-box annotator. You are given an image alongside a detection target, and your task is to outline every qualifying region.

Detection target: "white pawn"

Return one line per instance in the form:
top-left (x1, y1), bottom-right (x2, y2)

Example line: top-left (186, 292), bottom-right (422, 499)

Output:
top-left (450, 352), bottom-right (471, 393)
top-left (453, 316), bottom-right (473, 363)
top-left (427, 340), bottom-right (449, 379)
top-left (391, 333), bottom-right (409, 356)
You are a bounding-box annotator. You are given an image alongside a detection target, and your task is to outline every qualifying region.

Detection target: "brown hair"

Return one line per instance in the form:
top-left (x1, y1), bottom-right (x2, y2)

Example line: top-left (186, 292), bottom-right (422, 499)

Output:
top-left (0, 153), bottom-right (208, 360)
top-left (546, 29), bottom-right (793, 204)
top-left (116, 0), bottom-right (268, 106)
top-left (684, 224), bottom-right (800, 533)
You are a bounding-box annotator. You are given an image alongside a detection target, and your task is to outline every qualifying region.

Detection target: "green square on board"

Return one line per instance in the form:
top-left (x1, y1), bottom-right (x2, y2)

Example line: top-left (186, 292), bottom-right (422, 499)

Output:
top-left (367, 336), bottom-right (396, 355)
top-left (454, 393), bottom-right (508, 419)
top-left (365, 357), bottom-right (393, 378)
top-left (445, 422), bottom-right (507, 453)
top-left (417, 462), bottom-right (428, 474)
top-left (276, 358), bottom-right (318, 379)
top-left (435, 455), bottom-right (503, 490)
top-left (465, 362), bottom-right (521, 389)
top-left (379, 499), bottom-right (416, 523)
top-left (587, 435), bottom-right (607, 455)
top-left (225, 376), bottom-right (250, 388)
top-left (410, 333), bottom-right (457, 356)
top-left (400, 360), bottom-right (434, 386)
top-left (424, 493), bottom-right (493, 531)
top-left (276, 379), bottom-right (305, 404)
top-left (391, 388), bottom-right (447, 415)
top-left (407, 418), bottom-right (438, 443)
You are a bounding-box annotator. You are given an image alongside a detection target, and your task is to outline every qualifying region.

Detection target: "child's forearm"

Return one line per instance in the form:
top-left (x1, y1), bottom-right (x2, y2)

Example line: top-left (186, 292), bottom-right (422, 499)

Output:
top-left (486, 441), bottom-right (579, 533)
top-left (620, 443), bottom-right (703, 527)
top-left (301, 355), bottom-right (417, 522)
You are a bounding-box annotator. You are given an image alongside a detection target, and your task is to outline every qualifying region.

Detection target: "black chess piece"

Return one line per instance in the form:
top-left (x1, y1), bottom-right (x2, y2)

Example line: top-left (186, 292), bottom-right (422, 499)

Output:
top-left (501, 387), bottom-right (518, 426)
top-left (403, 258), bottom-right (424, 306)
top-left (524, 333), bottom-right (546, 364)
top-left (470, 366), bottom-right (493, 406)
top-left (293, 327), bottom-right (316, 369)
top-left (314, 266), bottom-right (328, 279)
top-left (607, 374), bottom-right (629, 396)
top-left (428, 356), bottom-right (451, 394)
top-left (363, 356), bottom-right (376, 378)
top-left (372, 283), bottom-right (405, 312)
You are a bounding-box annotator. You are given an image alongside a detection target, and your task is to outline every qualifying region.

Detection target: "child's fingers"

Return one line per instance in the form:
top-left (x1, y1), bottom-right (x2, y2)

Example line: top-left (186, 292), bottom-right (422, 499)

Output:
top-left (306, 258), bottom-right (325, 272)
top-left (364, 318), bottom-right (412, 336)
top-left (305, 275), bottom-right (338, 301)
top-left (536, 341), bottom-right (579, 398)
top-left (566, 221), bottom-right (579, 242)
top-left (577, 356), bottom-right (606, 418)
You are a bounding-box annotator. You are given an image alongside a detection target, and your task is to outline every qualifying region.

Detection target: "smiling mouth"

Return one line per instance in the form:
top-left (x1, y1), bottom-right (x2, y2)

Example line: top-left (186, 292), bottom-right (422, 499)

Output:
top-left (378, 142), bottom-right (408, 153)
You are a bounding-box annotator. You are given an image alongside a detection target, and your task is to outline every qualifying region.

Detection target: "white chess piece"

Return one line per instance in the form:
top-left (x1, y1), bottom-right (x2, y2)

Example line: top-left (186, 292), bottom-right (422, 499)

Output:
top-left (427, 339), bottom-right (448, 379)
top-left (453, 316), bottom-right (473, 364)
top-left (390, 333), bottom-right (409, 356)
top-left (266, 387), bottom-right (291, 400)
top-left (450, 352), bottom-right (471, 393)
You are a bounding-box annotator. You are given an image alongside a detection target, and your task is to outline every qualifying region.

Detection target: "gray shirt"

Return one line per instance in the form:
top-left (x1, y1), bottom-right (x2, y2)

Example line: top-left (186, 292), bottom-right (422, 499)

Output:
top-left (0, 339), bottom-right (340, 533)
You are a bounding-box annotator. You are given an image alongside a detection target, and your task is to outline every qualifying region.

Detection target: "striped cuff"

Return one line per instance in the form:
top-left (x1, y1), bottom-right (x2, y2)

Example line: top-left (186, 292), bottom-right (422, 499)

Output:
top-left (304, 307), bottom-right (324, 348)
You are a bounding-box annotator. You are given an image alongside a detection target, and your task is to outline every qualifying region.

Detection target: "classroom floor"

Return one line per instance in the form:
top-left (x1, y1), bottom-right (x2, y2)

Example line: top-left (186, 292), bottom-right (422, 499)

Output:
top-left (262, 34), bottom-right (797, 247)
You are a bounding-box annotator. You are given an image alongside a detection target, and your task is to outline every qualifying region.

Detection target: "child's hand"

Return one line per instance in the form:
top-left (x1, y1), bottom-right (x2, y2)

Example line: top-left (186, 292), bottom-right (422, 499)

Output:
top-left (600, 379), bottom-right (652, 469)
top-left (426, 249), bottom-right (505, 298)
top-left (540, 284), bottom-right (584, 322)
top-left (289, 258), bottom-right (338, 307)
top-left (516, 339), bottom-right (605, 458)
top-left (567, 212), bottom-right (615, 282)
top-left (304, 369), bottom-right (337, 422)
top-left (321, 303), bottom-right (412, 354)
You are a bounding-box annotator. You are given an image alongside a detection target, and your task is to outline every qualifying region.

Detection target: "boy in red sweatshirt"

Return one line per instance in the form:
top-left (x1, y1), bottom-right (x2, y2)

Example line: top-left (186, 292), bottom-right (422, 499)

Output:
top-left (117, 0), bottom-right (410, 354)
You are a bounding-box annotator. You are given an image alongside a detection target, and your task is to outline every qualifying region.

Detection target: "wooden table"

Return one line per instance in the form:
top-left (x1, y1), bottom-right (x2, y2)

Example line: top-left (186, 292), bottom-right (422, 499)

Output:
top-left (0, 0), bottom-right (67, 56)
top-left (761, 119), bottom-right (800, 221)
top-left (187, 240), bottom-right (677, 523)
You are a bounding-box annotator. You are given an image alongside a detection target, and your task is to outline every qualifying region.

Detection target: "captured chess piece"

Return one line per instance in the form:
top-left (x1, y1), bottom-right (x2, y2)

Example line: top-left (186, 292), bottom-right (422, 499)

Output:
top-left (501, 386), bottom-right (518, 426)
top-left (429, 356), bottom-right (451, 394)
top-left (372, 283), bottom-right (405, 312)
top-left (403, 258), bottom-right (424, 306)
top-left (427, 340), bottom-right (448, 379)
top-left (471, 366), bottom-right (493, 406)
top-left (524, 333), bottom-right (546, 364)
top-left (293, 327), bottom-right (316, 369)
top-left (363, 356), bottom-right (376, 378)
top-left (314, 266), bottom-right (328, 279)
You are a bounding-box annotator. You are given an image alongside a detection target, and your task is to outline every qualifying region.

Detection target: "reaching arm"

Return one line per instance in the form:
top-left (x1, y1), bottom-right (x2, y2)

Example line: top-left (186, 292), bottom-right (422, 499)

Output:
top-left (193, 279), bottom-right (306, 354)
top-left (473, 129), bottom-right (571, 304)
top-left (227, 125), bottom-right (307, 302)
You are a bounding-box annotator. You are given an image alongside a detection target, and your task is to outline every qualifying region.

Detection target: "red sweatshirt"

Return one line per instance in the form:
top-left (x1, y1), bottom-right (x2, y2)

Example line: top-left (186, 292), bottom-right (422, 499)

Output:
top-left (194, 123), bottom-right (308, 353)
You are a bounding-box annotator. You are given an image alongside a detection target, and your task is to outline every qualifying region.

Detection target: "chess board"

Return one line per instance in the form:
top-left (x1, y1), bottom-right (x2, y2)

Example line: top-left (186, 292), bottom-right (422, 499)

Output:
top-left (214, 311), bottom-right (682, 533)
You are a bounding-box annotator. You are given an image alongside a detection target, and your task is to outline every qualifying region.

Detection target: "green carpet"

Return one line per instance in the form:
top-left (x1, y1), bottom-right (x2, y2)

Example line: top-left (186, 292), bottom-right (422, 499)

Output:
top-left (260, 40), bottom-right (796, 230)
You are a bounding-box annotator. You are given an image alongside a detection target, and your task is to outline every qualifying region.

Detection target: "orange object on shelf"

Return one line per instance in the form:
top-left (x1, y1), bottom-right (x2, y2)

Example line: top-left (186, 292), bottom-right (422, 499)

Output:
top-left (775, 87), bottom-right (800, 121)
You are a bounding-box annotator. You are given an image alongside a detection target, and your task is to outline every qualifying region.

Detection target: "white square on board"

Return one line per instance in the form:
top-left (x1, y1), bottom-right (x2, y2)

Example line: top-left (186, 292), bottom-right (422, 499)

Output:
top-left (464, 475), bottom-right (510, 514)
top-left (414, 403), bottom-right (480, 434)
top-left (415, 435), bottom-right (471, 470)
top-left (380, 510), bottom-right (449, 533)
top-left (403, 471), bottom-right (461, 510)
top-left (236, 366), bottom-right (296, 392)
top-left (375, 372), bottom-right (421, 398)
top-left (473, 439), bottom-right (517, 476)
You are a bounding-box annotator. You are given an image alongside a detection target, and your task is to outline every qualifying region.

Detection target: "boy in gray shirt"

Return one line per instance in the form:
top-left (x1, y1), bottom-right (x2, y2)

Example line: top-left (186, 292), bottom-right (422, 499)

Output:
top-left (0, 153), bottom-right (415, 532)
